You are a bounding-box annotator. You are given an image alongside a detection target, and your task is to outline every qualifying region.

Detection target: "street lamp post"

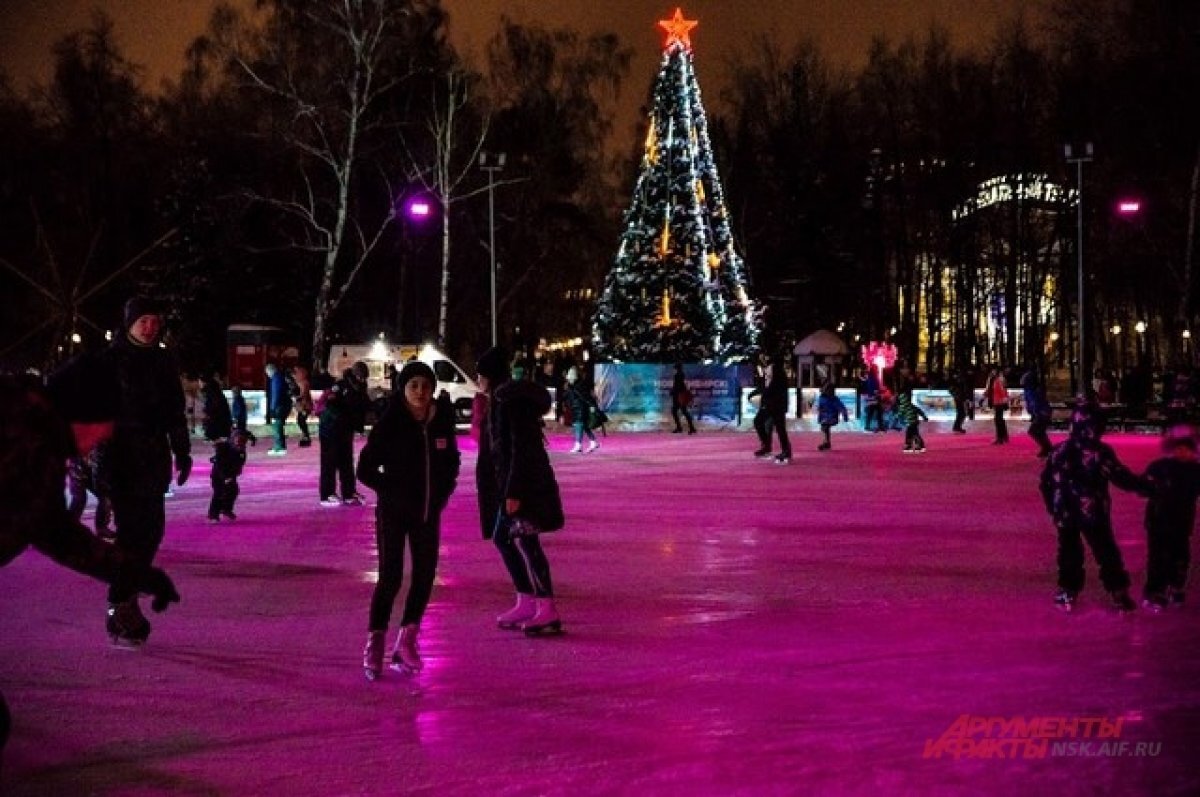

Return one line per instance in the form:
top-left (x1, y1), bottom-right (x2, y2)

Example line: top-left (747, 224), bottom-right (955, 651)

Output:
top-left (1065, 142), bottom-right (1093, 398)
top-left (480, 152), bottom-right (506, 347)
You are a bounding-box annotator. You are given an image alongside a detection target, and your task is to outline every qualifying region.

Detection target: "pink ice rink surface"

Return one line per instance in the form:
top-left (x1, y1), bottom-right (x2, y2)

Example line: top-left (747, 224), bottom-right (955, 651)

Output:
top-left (3, 424), bottom-right (1199, 796)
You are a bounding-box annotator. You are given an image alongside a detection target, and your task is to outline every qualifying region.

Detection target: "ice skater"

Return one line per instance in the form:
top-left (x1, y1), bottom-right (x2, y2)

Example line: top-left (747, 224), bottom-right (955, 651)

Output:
top-left (67, 448), bottom-right (113, 537)
top-left (357, 361), bottom-right (460, 679)
top-left (291, 365), bottom-right (314, 447)
top-left (753, 354), bottom-right (791, 463)
top-left (1021, 369), bottom-right (1053, 457)
top-left (264, 362), bottom-right (292, 455)
top-left (230, 385), bottom-right (256, 446)
top-left (895, 389), bottom-right (928, 453)
top-left (859, 367), bottom-right (884, 432)
top-left (475, 346), bottom-right (567, 635)
top-left (669, 362), bottom-right (696, 434)
top-left (1139, 425), bottom-right (1200, 610)
top-left (986, 367), bottom-right (1010, 444)
top-left (563, 366), bottom-right (599, 453)
top-left (96, 297), bottom-right (192, 645)
top-left (317, 362), bottom-right (370, 507)
top-left (1039, 400), bottom-right (1145, 612)
top-left (0, 356), bottom-right (180, 764)
top-left (207, 429), bottom-right (247, 523)
top-left (815, 381), bottom-right (848, 451)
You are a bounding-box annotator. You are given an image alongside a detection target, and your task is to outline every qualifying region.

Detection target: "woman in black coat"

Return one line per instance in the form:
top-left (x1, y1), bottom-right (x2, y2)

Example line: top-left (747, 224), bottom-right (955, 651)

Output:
top-left (474, 347), bottom-right (565, 635)
top-left (356, 361), bottom-right (460, 679)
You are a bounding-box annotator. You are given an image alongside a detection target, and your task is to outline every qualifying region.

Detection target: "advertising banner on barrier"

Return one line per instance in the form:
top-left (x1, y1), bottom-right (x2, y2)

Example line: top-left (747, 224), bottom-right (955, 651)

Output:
top-left (594, 363), bottom-right (750, 427)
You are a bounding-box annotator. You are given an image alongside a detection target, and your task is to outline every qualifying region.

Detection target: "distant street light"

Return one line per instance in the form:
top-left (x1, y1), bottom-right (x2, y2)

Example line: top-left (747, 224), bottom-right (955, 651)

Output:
top-left (480, 152), bottom-right (507, 347)
top-left (1116, 199), bottom-right (1142, 216)
top-left (1065, 142), bottom-right (1094, 397)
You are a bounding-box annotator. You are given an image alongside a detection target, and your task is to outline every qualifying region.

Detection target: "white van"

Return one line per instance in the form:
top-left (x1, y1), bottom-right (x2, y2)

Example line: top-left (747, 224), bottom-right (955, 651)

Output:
top-left (327, 341), bottom-right (478, 423)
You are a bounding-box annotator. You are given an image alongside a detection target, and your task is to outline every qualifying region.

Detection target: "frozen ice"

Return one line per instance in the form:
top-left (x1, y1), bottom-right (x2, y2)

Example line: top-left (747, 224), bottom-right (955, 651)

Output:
top-left (2, 424), bottom-right (1198, 795)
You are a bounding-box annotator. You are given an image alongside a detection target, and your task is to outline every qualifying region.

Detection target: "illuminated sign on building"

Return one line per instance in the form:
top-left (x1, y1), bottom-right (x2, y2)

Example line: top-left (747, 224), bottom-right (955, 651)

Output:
top-left (952, 174), bottom-right (1076, 221)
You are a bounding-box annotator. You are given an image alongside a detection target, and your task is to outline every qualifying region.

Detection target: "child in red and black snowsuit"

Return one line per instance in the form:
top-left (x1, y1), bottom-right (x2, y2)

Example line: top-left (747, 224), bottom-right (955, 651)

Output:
top-left (208, 429), bottom-right (247, 522)
top-left (1039, 400), bottom-right (1147, 612)
top-left (1140, 426), bottom-right (1200, 610)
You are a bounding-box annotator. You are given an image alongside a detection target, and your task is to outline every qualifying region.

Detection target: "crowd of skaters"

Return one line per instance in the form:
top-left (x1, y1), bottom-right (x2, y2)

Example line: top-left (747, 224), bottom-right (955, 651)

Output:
top-left (5, 306), bottom-right (1200, 768)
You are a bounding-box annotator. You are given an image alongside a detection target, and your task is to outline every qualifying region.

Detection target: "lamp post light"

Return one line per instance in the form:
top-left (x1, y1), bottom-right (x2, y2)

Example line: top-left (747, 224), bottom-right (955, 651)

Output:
top-left (480, 151), bottom-right (506, 347)
top-left (1065, 142), bottom-right (1093, 398)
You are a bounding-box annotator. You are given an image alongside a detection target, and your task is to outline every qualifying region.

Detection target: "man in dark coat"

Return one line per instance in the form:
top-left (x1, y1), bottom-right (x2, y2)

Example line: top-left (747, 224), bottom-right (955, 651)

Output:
top-left (475, 346), bottom-right (565, 635)
top-left (317, 361), bottom-right (370, 506)
top-left (264, 362), bottom-right (293, 455)
top-left (1, 355), bottom-right (180, 759)
top-left (200, 372), bottom-right (233, 441)
top-left (96, 297), bottom-right (192, 645)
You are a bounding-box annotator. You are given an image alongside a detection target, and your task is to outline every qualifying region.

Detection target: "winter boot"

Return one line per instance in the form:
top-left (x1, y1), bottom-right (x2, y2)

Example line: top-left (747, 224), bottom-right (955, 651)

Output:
top-left (1110, 589), bottom-right (1137, 613)
top-left (521, 597), bottom-right (563, 636)
top-left (390, 624), bottom-right (423, 673)
top-left (1053, 589), bottom-right (1077, 612)
top-left (497, 592), bottom-right (537, 630)
top-left (106, 599), bottom-right (151, 647)
top-left (363, 630), bottom-right (385, 681)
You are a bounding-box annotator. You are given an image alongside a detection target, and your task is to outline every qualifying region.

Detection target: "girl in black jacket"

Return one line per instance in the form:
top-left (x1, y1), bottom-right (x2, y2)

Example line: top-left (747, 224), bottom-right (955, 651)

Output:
top-left (475, 347), bottom-right (566, 635)
top-left (356, 361), bottom-right (460, 680)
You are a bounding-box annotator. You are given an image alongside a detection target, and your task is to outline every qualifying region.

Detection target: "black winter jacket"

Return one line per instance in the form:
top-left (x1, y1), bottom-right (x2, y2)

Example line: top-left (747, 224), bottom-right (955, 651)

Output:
top-left (98, 335), bottom-right (190, 496)
top-left (357, 395), bottom-right (460, 525)
top-left (476, 380), bottom-right (564, 539)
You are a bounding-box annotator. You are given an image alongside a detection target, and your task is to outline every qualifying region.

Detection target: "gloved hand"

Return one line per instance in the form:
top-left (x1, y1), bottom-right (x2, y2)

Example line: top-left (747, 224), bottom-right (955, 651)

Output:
top-left (139, 566), bottom-right (181, 613)
top-left (175, 453), bottom-right (193, 487)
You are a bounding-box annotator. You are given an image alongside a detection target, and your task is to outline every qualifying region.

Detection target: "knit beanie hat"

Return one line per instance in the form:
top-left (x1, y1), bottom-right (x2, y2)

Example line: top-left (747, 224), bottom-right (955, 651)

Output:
top-left (475, 346), bottom-right (510, 384)
top-left (123, 296), bottom-right (164, 330)
top-left (396, 360), bottom-right (436, 390)
top-left (46, 352), bottom-right (121, 423)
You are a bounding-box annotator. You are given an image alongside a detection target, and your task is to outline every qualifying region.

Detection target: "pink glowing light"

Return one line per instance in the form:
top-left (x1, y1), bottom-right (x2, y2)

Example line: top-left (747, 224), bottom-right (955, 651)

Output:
top-left (407, 200), bottom-right (432, 218)
top-left (862, 341), bottom-right (898, 383)
top-left (1116, 199), bottom-right (1142, 216)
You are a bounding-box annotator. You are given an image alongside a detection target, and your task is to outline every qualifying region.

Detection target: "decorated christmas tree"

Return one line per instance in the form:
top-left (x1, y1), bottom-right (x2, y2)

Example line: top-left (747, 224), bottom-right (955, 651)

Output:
top-left (592, 7), bottom-right (760, 363)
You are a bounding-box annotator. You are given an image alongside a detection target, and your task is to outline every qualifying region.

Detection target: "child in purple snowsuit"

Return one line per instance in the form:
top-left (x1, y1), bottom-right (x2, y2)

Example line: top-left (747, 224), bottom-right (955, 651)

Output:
top-left (1039, 400), bottom-right (1146, 612)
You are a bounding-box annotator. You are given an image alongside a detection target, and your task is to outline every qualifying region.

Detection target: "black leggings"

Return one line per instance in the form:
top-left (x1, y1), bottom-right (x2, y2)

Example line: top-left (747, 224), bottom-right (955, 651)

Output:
top-left (493, 515), bottom-right (554, 597)
top-left (368, 505), bottom-right (440, 631)
top-left (319, 431), bottom-right (356, 499)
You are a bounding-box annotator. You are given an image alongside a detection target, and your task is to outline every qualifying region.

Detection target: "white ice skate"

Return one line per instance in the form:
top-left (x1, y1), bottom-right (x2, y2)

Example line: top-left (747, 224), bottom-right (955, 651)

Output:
top-left (521, 597), bottom-right (564, 636)
top-left (496, 593), bottom-right (537, 630)
top-left (363, 630), bottom-right (385, 681)
top-left (389, 624), bottom-right (423, 674)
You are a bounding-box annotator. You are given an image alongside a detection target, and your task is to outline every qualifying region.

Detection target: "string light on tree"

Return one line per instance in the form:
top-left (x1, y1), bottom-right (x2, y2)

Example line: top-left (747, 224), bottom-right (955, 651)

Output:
top-left (592, 7), bottom-right (760, 363)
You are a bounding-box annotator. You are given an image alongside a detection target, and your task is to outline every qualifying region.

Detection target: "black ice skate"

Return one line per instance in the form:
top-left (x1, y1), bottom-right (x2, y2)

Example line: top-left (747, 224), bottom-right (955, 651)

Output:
top-left (1168, 588), bottom-right (1186, 607)
top-left (106, 600), bottom-right (151, 647)
top-left (1110, 590), bottom-right (1137, 613)
top-left (1053, 590), bottom-right (1077, 612)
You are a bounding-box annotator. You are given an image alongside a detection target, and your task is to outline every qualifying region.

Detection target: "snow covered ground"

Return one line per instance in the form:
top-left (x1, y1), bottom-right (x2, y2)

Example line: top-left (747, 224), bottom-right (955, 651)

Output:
top-left (3, 422), bottom-right (1198, 796)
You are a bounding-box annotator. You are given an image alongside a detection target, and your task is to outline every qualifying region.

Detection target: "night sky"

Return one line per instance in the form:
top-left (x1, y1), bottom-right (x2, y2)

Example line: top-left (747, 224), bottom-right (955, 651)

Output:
top-left (1, 1), bottom-right (1043, 111)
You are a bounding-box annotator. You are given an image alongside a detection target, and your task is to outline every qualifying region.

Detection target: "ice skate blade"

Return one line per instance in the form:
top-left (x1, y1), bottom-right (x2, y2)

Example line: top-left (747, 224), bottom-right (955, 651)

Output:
top-left (389, 661), bottom-right (420, 676)
top-left (497, 620), bottom-right (528, 630)
top-left (523, 621), bottom-right (564, 637)
top-left (108, 634), bottom-right (146, 649)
